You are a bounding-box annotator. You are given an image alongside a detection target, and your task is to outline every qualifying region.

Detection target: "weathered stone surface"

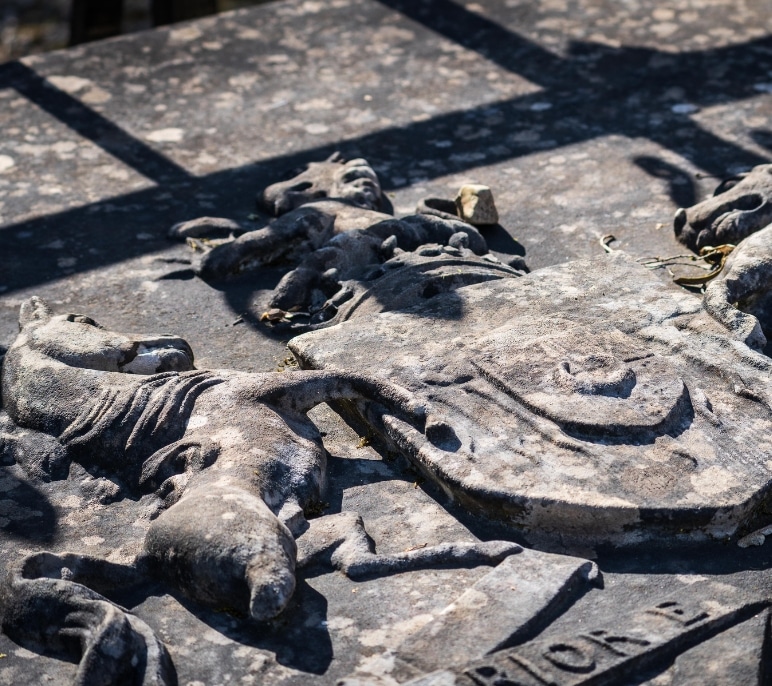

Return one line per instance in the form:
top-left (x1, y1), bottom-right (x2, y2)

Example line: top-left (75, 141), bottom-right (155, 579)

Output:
top-left (703, 222), bottom-right (772, 350)
top-left (403, 571), bottom-right (772, 686)
top-left (168, 152), bottom-right (399, 282)
top-left (675, 165), bottom-right (772, 250)
top-left (0, 297), bottom-right (519, 679)
top-left (455, 185), bottom-right (499, 226)
top-left (249, 235), bottom-right (524, 331)
top-left (291, 252), bottom-right (772, 546)
top-left (261, 212), bottom-right (494, 318)
top-left (394, 550), bottom-right (600, 675)
top-left (259, 153), bottom-right (388, 216)
top-left (1, 552), bottom-right (175, 686)
top-left (639, 610), bottom-right (770, 685)
top-left (170, 154), bottom-right (512, 325)
top-left (306, 244), bottom-right (522, 329)
top-left (2, 0), bottom-right (772, 682)
top-left (168, 215), bottom-right (245, 240)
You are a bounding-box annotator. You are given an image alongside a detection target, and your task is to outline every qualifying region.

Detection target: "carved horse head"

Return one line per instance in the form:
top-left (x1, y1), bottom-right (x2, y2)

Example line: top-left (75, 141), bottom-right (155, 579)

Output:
top-left (13, 296), bottom-right (194, 375)
top-left (259, 152), bottom-right (385, 215)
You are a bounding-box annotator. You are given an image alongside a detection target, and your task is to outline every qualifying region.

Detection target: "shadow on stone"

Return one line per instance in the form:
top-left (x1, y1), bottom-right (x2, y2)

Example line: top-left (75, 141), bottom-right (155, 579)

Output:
top-left (597, 539), bottom-right (772, 577)
top-left (750, 129), bottom-right (772, 154)
top-left (3, 29), bottom-right (772, 297)
top-left (322, 421), bottom-right (531, 553)
top-left (321, 453), bottom-right (404, 518)
top-left (0, 468), bottom-right (57, 544)
top-left (174, 577), bottom-right (333, 675)
top-left (484, 225), bottom-right (527, 260)
top-left (634, 155), bottom-right (698, 210)
top-left (217, 267), bottom-right (303, 335)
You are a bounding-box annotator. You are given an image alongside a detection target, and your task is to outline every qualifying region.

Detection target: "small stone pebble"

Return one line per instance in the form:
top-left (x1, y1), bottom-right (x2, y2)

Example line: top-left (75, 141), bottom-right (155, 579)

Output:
top-left (455, 184), bottom-right (499, 226)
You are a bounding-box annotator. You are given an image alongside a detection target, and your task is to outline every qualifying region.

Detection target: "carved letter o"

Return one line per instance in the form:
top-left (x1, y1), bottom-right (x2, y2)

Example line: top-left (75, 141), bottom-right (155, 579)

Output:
top-left (543, 642), bottom-right (596, 673)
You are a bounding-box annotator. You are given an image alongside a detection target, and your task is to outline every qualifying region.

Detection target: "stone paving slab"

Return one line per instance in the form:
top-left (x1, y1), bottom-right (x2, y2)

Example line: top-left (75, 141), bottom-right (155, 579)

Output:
top-left (1, 0), bottom-right (772, 684)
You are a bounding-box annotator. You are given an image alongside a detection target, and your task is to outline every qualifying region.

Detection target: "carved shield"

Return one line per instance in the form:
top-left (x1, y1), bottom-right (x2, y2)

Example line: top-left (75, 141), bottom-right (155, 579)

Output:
top-left (290, 253), bottom-right (772, 545)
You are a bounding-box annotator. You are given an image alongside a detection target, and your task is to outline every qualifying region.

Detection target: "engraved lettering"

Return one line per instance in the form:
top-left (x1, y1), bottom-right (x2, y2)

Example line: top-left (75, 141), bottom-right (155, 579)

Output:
top-left (542, 641), bottom-right (596, 673)
top-left (506, 654), bottom-right (559, 686)
top-left (582, 629), bottom-right (651, 657)
top-left (464, 664), bottom-right (533, 686)
top-left (646, 601), bottom-right (709, 627)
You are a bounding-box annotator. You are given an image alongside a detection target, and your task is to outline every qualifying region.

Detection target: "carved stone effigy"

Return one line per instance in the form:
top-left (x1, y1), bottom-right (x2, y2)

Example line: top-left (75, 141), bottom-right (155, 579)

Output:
top-left (0, 297), bottom-right (519, 682)
top-left (7, 146), bottom-right (772, 681)
top-left (168, 154), bottom-right (523, 325)
top-left (5, 0), bottom-right (772, 680)
top-left (6, 132), bottom-right (772, 682)
top-left (291, 250), bottom-right (772, 546)
top-left (675, 164), bottom-right (772, 250)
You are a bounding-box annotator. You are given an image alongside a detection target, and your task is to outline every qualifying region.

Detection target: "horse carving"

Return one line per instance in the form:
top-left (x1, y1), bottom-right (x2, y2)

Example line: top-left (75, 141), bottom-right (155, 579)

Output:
top-left (0, 297), bottom-right (517, 683)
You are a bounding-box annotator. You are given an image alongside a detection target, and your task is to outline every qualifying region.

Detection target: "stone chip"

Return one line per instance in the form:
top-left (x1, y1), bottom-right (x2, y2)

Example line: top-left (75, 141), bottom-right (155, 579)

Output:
top-left (455, 184), bottom-right (499, 226)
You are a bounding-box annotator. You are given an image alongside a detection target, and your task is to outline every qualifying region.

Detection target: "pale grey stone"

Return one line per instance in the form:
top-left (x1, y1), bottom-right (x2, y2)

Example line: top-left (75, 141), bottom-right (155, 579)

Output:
top-left (259, 153), bottom-right (388, 216)
top-left (675, 164), bottom-right (772, 250)
top-left (0, 296), bottom-right (518, 680)
top-left (169, 156), bottom-right (507, 324)
top-left (638, 610), bottom-right (770, 686)
top-left (4, 0), bottom-right (772, 682)
top-left (438, 574), bottom-right (770, 686)
top-left (702, 222), bottom-right (772, 350)
top-left (1, 552), bottom-right (175, 686)
top-left (395, 550), bottom-right (600, 673)
top-left (290, 252), bottom-right (772, 546)
top-left (403, 672), bottom-right (458, 686)
top-left (168, 216), bottom-right (245, 240)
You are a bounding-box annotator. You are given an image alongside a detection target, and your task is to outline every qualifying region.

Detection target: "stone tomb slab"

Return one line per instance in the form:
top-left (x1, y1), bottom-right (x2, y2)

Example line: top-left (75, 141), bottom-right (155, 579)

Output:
top-left (399, 570), bottom-right (772, 686)
top-left (1, 0), bottom-right (772, 682)
top-left (291, 252), bottom-right (772, 546)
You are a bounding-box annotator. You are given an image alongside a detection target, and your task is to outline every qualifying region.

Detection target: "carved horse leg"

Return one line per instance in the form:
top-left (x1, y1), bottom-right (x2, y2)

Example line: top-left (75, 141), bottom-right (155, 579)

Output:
top-left (296, 511), bottom-right (521, 578)
top-left (143, 475), bottom-right (297, 622)
top-left (251, 374), bottom-right (518, 585)
top-left (145, 478), bottom-right (519, 623)
top-left (0, 553), bottom-right (174, 686)
top-left (143, 370), bottom-right (426, 622)
top-left (250, 369), bottom-right (427, 423)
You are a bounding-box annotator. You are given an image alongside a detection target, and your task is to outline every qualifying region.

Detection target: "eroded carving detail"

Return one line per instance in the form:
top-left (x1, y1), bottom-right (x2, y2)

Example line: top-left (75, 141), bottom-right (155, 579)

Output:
top-left (1, 553), bottom-right (174, 686)
top-left (168, 154), bottom-right (524, 325)
top-left (291, 252), bottom-right (772, 545)
top-left (702, 222), bottom-right (772, 350)
top-left (675, 164), bottom-right (772, 250)
top-left (455, 601), bottom-right (761, 685)
top-left (0, 297), bottom-right (518, 678)
top-left (258, 152), bottom-right (388, 216)
top-left (343, 563), bottom-right (772, 686)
